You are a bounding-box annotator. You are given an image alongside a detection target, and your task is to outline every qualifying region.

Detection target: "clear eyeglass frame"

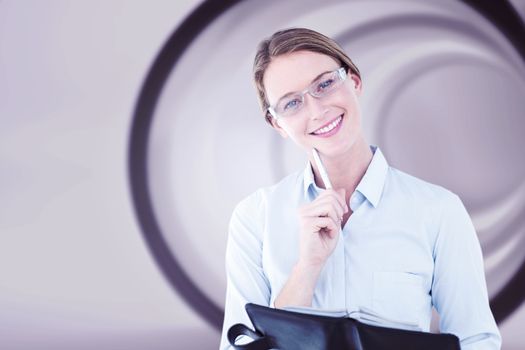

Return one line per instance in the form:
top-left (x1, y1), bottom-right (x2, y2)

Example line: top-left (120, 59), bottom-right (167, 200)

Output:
top-left (267, 67), bottom-right (348, 120)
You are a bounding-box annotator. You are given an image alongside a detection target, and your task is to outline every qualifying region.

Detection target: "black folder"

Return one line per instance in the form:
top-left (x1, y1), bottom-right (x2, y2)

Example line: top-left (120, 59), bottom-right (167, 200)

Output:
top-left (228, 303), bottom-right (460, 350)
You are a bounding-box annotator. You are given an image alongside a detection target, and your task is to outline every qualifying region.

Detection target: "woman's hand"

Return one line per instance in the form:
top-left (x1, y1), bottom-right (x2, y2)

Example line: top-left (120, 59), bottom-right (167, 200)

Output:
top-left (297, 188), bottom-right (349, 268)
top-left (273, 188), bottom-right (348, 309)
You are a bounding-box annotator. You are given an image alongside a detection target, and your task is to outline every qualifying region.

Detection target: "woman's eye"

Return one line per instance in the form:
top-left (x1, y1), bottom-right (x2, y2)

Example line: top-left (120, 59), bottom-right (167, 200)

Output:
top-left (317, 78), bottom-right (334, 92)
top-left (283, 99), bottom-right (301, 111)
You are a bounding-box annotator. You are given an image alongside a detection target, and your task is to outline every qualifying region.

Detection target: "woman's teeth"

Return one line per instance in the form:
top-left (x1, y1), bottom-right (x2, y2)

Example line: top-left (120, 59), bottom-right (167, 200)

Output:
top-left (312, 115), bottom-right (343, 135)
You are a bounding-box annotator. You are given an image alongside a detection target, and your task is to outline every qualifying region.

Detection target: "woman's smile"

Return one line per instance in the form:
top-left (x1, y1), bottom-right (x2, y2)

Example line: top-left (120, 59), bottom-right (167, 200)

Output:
top-left (310, 114), bottom-right (344, 137)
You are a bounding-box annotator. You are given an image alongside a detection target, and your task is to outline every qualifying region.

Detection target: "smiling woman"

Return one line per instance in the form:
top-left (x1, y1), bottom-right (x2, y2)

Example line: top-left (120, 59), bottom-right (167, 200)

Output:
top-left (220, 28), bottom-right (502, 350)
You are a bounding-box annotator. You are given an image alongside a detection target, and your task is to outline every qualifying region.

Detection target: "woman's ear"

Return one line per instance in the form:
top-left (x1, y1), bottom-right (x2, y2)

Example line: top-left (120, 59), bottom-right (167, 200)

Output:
top-left (351, 74), bottom-right (363, 97)
top-left (269, 116), bottom-right (289, 139)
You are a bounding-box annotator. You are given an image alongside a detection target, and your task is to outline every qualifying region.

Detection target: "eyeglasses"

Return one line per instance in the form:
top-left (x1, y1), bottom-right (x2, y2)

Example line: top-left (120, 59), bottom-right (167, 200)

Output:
top-left (267, 67), bottom-right (347, 120)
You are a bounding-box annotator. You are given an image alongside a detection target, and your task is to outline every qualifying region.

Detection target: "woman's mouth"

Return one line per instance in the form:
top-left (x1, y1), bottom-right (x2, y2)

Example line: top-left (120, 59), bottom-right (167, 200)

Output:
top-left (310, 115), bottom-right (343, 138)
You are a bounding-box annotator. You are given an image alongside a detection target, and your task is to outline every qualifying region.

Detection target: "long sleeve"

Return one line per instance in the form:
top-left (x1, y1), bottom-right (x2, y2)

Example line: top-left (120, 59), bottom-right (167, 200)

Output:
top-left (431, 192), bottom-right (501, 349)
top-left (219, 191), bottom-right (271, 350)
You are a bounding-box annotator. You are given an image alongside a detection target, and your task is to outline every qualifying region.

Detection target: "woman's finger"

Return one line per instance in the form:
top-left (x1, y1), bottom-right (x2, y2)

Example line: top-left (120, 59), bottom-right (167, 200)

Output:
top-left (318, 189), bottom-right (348, 213)
top-left (311, 216), bottom-right (340, 239)
top-left (300, 200), bottom-right (344, 223)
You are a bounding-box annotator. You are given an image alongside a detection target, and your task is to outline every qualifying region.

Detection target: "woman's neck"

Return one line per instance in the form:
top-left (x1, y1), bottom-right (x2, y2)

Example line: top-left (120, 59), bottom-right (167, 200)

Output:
top-left (310, 135), bottom-right (374, 202)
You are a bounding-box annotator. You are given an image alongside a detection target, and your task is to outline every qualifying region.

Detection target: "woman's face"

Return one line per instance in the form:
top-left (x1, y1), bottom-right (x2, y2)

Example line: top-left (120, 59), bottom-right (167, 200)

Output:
top-left (263, 50), bottom-right (363, 158)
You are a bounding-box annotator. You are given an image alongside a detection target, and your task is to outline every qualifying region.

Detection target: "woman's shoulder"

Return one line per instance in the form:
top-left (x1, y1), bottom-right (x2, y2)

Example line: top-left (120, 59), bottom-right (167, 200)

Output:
top-left (387, 166), bottom-right (457, 203)
top-left (234, 168), bottom-right (304, 210)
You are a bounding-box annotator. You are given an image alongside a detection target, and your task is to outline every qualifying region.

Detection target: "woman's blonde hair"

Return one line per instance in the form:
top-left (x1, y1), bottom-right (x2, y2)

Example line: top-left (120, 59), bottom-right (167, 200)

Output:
top-left (253, 27), bottom-right (361, 125)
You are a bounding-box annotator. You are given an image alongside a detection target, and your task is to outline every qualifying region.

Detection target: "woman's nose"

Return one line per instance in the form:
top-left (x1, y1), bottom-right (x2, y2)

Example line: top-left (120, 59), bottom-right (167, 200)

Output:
top-left (303, 93), bottom-right (329, 120)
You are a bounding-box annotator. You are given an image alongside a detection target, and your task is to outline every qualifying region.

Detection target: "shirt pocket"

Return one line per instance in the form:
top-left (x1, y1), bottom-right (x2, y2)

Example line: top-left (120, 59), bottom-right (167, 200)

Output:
top-left (372, 271), bottom-right (425, 325)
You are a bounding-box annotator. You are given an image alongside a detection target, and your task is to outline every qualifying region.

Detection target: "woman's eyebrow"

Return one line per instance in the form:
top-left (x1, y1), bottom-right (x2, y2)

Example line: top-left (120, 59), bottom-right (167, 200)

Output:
top-left (310, 69), bottom-right (333, 84)
top-left (276, 69), bottom-right (334, 102)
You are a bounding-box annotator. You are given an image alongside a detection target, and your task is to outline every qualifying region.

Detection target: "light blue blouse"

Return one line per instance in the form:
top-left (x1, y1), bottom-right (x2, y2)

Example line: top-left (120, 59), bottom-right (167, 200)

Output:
top-left (220, 145), bottom-right (501, 349)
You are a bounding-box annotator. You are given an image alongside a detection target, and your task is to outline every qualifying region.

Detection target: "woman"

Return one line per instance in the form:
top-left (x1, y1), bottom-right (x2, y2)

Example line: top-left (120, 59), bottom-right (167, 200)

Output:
top-left (220, 28), bottom-right (501, 349)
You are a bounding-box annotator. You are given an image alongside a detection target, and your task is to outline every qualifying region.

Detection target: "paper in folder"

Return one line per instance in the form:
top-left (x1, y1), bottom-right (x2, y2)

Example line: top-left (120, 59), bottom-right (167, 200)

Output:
top-left (227, 303), bottom-right (460, 350)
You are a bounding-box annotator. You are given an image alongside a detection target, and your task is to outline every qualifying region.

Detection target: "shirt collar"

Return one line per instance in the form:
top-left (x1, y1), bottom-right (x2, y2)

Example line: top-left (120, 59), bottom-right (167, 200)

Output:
top-left (303, 145), bottom-right (389, 208)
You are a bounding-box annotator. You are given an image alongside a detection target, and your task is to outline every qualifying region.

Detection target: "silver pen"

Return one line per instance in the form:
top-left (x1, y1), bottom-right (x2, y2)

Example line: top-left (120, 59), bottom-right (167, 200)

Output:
top-left (312, 148), bottom-right (333, 190)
